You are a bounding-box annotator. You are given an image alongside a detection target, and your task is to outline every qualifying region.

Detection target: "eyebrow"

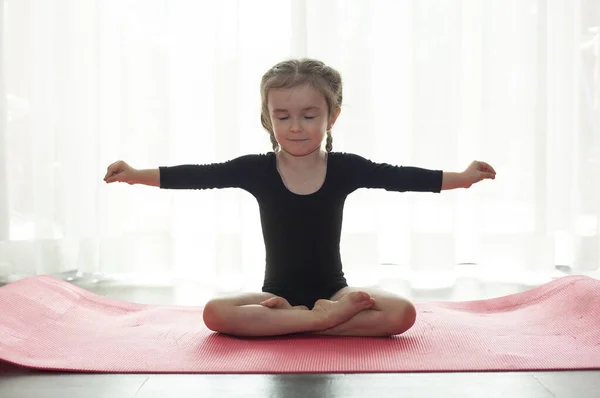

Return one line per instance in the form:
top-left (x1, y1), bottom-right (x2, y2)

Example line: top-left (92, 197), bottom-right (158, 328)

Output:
top-left (272, 106), bottom-right (321, 113)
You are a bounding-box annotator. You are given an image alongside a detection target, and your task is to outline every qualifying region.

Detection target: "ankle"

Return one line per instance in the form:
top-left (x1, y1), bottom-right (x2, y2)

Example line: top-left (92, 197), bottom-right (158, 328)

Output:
top-left (310, 303), bottom-right (340, 330)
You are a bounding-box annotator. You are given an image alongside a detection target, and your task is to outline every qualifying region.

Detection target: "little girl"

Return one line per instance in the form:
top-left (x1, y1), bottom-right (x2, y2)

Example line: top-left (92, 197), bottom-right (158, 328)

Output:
top-left (104, 58), bottom-right (496, 337)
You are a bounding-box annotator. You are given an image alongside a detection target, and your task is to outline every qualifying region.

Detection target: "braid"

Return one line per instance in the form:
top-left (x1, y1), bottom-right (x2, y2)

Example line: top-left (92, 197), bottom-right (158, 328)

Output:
top-left (326, 130), bottom-right (333, 152)
top-left (269, 132), bottom-right (279, 152)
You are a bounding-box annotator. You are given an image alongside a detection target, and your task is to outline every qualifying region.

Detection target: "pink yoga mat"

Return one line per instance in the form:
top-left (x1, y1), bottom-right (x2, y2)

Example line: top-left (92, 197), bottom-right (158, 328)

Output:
top-left (0, 274), bottom-right (599, 373)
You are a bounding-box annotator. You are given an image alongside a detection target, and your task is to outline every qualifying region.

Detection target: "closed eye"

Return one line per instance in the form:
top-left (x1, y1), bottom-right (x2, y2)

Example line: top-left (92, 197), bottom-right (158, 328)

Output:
top-left (276, 116), bottom-right (316, 120)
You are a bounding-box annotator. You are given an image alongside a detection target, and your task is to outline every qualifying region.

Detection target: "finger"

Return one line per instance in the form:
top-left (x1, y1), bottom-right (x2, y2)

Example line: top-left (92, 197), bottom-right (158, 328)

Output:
top-left (106, 161), bottom-right (123, 175)
top-left (481, 162), bottom-right (496, 174)
top-left (105, 164), bottom-right (119, 179)
top-left (104, 170), bottom-right (119, 181)
top-left (106, 172), bottom-right (126, 183)
top-left (472, 161), bottom-right (487, 173)
top-left (106, 161), bottom-right (119, 172)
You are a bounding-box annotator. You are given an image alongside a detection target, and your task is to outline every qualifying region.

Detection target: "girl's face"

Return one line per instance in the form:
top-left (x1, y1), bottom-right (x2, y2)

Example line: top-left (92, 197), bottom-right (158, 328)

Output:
top-left (268, 84), bottom-right (338, 156)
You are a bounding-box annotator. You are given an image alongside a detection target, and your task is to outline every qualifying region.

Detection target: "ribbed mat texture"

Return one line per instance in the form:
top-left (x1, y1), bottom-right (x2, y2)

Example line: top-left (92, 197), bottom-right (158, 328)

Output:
top-left (0, 275), bottom-right (599, 373)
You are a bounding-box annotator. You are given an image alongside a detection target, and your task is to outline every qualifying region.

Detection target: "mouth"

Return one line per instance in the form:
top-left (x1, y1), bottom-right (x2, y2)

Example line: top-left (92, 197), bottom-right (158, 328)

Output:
top-left (289, 139), bottom-right (308, 142)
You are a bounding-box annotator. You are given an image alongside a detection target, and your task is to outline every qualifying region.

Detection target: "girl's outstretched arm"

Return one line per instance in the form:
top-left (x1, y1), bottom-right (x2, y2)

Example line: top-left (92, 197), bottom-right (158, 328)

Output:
top-left (105, 155), bottom-right (266, 192)
top-left (442, 160), bottom-right (496, 190)
top-left (104, 160), bottom-right (160, 186)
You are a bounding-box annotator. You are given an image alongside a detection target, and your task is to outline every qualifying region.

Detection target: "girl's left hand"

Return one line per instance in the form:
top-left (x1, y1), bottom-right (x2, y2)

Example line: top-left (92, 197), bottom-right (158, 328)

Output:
top-left (462, 160), bottom-right (496, 188)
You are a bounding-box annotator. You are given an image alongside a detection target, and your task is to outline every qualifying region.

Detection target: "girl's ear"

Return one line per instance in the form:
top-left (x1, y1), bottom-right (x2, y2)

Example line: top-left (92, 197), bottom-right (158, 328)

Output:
top-left (329, 107), bottom-right (341, 129)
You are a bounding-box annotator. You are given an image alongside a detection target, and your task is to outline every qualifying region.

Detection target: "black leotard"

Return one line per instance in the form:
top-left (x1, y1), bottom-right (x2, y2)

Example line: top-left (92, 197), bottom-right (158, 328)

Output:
top-left (159, 152), bottom-right (442, 307)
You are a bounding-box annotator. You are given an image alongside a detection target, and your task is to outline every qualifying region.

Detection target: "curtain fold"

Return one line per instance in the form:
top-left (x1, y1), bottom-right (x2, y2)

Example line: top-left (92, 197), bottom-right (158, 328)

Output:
top-left (2, 0), bottom-right (599, 289)
top-left (0, 0), bottom-right (8, 247)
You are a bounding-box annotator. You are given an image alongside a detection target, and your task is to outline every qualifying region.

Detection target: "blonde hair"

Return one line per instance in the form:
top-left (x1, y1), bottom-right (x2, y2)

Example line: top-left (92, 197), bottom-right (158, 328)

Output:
top-left (260, 58), bottom-right (343, 153)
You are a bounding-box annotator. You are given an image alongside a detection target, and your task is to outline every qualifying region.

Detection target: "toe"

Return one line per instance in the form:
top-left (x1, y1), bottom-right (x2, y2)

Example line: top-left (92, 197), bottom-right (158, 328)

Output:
top-left (359, 296), bottom-right (375, 309)
top-left (260, 297), bottom-right (279, 306)
top-left (349, 291), bottom-right (371, 303)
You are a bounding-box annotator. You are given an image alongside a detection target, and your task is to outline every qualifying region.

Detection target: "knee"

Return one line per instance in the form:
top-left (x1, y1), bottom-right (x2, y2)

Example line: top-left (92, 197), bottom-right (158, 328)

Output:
top-left (202, 299), bottom-right (228, 332)
top-left (386, 300), bottom-right (417, 336)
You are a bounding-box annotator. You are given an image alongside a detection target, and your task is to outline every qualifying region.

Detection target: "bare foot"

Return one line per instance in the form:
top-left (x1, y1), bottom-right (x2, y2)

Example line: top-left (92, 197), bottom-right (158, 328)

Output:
top-left (311, 291), bottom-right (376, 330)
top-left (260, 296), bottom-right (309, 311)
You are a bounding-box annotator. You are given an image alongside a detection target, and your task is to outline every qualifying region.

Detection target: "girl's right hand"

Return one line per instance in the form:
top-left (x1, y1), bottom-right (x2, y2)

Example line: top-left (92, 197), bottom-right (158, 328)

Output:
top-left (104, 160), bottom-right (138, 184)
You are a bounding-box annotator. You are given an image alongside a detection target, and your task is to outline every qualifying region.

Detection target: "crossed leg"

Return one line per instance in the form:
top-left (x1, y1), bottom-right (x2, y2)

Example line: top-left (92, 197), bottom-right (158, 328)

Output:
top-left (315, 286), bottom-right (417, 337)
top-left (202, 291), bottom-right (375, 337)
top-left (202, 284), bottom-right (415, 338)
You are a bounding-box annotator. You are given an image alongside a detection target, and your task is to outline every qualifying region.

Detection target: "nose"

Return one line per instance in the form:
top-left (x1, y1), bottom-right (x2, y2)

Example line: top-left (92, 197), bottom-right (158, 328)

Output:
top-left (289, 118), bottom-right (302, 133)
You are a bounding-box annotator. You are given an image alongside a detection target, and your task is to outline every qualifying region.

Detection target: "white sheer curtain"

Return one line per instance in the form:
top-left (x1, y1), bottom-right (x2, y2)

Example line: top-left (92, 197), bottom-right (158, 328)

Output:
top-left (2, 0), bottom-right (599, 291)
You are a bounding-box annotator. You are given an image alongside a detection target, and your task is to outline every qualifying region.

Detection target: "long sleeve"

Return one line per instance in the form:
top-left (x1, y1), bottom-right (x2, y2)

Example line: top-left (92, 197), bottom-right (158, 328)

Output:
top-left (158, 154), bottom-right (263, 193)
top-left (340, 153), bottom-right (443, 193)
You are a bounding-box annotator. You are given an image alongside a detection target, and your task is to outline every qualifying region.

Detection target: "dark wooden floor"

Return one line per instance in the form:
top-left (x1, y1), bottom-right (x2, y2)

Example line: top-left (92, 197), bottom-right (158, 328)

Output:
top-left (1, 370), bottom-right (598, 398)
top-left (1, 275), bottom-right (598, 397)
